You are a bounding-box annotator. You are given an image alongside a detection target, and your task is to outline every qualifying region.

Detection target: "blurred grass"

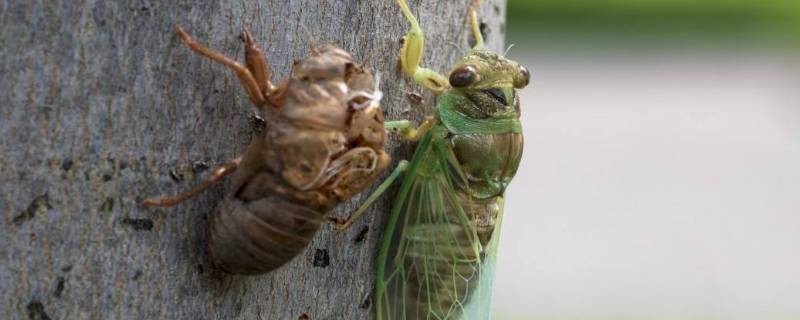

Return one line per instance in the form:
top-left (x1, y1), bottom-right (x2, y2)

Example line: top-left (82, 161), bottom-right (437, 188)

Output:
top-left (506, 0), bottom-right (800, 49)
top-left (508, 0), bottom-right (800, 18)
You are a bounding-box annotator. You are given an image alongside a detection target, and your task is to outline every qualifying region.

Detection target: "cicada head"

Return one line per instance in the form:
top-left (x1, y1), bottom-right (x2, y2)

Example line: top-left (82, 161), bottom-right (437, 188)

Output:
top-left (436, 50), bottom-right (529, 199)
top-left (443, 50), bottom-right (530, 119)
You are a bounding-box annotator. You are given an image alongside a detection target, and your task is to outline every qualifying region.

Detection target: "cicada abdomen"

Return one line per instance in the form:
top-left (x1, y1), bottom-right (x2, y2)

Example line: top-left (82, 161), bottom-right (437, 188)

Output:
top-left (144, 28), bottom-right (389, 275)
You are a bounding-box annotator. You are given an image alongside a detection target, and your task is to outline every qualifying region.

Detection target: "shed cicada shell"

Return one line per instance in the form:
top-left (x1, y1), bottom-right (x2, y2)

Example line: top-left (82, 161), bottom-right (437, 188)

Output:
top-left (144, 27), bottom-right (390, 275)
top-left (336, 0), bottom-right (530, 318)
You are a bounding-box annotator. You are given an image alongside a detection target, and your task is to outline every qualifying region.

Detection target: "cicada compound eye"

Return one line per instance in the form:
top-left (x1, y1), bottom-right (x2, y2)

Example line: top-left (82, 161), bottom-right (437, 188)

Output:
top-left (514, 65), bottom-right (530, 88)
top-left (449, 65), bottom-right (478, 88)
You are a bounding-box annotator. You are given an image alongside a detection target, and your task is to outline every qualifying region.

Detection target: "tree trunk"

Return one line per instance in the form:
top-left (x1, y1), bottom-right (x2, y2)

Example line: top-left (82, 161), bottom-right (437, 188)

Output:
top-left (0, 0), bottom-right (506, 319)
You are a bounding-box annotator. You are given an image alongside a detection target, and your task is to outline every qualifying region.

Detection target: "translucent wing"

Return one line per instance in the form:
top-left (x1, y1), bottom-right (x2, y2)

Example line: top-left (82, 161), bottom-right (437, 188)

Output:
top-left (462, 197), bottom-right (505, 320)
top-left (377, 128), bottom-right (501, 320)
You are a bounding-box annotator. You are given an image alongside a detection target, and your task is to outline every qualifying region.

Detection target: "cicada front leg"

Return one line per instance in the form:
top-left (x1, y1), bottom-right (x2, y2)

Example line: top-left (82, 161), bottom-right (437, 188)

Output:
top-left (331, 160), bottom-right (409, 230)
top-left (176, 27), bottom-right (276, 108)
top-left (469, 0), bottom-right (485, 50)
top-left (395, 0), bottom-right (449, 94)
top-left (385, 117), bottom-right (435, 141)
top-left (241, 28), bottom-right (278, 103)
top-left (331, 116), bottom-right (433, 230)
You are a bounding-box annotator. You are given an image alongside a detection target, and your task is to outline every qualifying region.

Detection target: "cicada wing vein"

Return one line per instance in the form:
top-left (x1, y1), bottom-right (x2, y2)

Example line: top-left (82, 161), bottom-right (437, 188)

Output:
top-left (377, 129), bottom-right (498, 320)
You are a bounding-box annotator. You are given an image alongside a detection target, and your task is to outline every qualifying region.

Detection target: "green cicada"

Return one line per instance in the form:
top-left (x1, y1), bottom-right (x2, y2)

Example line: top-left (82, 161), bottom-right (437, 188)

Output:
top-left (334, 0), bottom-right (530, 319)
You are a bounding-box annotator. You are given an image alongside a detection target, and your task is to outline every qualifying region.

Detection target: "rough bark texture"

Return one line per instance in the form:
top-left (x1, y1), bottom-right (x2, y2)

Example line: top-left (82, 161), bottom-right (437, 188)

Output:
top-left (0, 0), bottom-right (505, 319)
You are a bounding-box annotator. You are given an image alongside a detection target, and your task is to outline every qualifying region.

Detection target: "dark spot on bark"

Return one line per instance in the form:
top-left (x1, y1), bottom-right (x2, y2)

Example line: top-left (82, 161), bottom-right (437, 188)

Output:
top-left (398, 36), bottom-right (405, 45)
top-left (169, 168), bottom-right (184, 182)
top-left (359, 292), bottom-right (372, 309)
top-left (480, 21), bottom-right (489, 40)
top-left (53, 276), bottom-right (65, 298)
top-left (13, 194), bottom-right (52, 226)
top-left (102, 173), bottom-right (113, 182)
top-left (61, 265), bottom-right (73, 273)
top-left (213, 89), bottom-right (220, 94)
top-left (406, 92), bottom-right (423, 105)
top-left (132, 269), bottom-right (143, 280)
top-left (312, 249), bottom-right (329, 268)
top-left (122, 218), bottom-right (154, 231)
top-left (193, 161), bottom-right (210, 173)
top-left (140, 6), bottom-right (149, 12)
top-left (250, 114), bottom-right (266, 134)
top-left (101, 198), bottom-right (114, 214)
top-left (61, 158), bottom-right (73, 171)
top-left (197, 264), bottom-right (204, 274)
top-left (493, 4), bottom-right (501, 15)
top-left (353, 225), bottom-right (369, 244)
top-left (26, 300), bottom-right (51, 320)
top-left (468, 21), bottom-right (490, 48)
top-left (119, 160), bottom-right (129, 171)
top-left (298, 313), bottom-right (310, 320)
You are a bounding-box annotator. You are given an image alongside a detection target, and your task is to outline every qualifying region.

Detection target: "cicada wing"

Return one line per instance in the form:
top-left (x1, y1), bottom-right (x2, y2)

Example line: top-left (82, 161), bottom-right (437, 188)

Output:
top-left (377, 131), bottom-right (490, 320)
top-left (462, 197), bottom-right (505, 320)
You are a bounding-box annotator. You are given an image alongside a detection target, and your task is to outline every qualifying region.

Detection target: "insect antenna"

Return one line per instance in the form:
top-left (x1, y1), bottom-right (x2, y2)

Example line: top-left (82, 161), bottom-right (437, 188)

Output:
top-left (503, 43), bottom-right (516, 56)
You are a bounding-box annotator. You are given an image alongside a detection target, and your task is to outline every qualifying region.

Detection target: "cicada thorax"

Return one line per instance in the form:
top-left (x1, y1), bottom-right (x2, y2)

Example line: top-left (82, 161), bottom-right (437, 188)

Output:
top-left (207, 45), bottom-right (390, 275)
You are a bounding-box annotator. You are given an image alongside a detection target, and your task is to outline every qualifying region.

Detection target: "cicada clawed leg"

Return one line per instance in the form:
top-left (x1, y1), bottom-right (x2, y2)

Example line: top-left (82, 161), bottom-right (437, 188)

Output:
top-left (395, 0), bottom-right (449, 94)
top-left (241, 28), bottom-right (277, 98)
top-left (331, 160), bottom-right (410, 230)
top-left (469, 0), bottom-right (485, 50)
top-left (176, 27), bottom-right (276, 108)
top-left (385, 117), bottom-right (435, 142)
top-left (143, 157), bottom-right (241, 208)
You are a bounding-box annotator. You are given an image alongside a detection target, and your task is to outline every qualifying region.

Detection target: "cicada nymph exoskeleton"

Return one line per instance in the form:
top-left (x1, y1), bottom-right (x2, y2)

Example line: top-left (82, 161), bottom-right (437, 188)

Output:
top-left (144, 27), bottom-right (390, 275)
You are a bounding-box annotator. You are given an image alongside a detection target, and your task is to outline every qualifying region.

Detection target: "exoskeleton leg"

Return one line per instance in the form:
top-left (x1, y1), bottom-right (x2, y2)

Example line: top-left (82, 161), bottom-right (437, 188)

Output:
top-left (385, 117), bottom-right (435, 141)
top-left (395, 0), bottom-right (449, 93)
top-left (176, 27), bottom-right (267, 107)
top-left (331, 160), bottom-right (409, 230)
top-left (143, 157), bottom-right (241, 207)
top-left (241, 28), bottom-right (277, 99)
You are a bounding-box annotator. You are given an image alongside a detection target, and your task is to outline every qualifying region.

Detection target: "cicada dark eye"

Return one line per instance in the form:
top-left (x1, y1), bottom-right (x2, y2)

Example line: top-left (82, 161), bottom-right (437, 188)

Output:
top-left (514, 65), bottom-right (530, 88)
top-left (449, 65), bottom-right (478, 88)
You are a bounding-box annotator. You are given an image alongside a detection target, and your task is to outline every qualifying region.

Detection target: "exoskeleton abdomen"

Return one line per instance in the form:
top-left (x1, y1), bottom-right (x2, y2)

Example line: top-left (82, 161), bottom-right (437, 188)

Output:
top-left (204, 44), bottom-right (389, 274)
top-left (208, 195), bottom-right (324, 274)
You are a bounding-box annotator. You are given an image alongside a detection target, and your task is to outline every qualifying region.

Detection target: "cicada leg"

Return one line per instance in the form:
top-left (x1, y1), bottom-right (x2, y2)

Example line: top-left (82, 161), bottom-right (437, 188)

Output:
top-left (143, 157), bottom-right (241, 207)
top-left (469, 0), bottom-right (485, 50)
top-left (395, 0), bottom-right (449, 93)
top-left (385, 117), bottom-right (435, 142)
top-left (176, 27), bottom-right (267, 107)
top-left (331, 160), bottom-right (409, 230)
top-left (241, 28), bottom-right (278, 101)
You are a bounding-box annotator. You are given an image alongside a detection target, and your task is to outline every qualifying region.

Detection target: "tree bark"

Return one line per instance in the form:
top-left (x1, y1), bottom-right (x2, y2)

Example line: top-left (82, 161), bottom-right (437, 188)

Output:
top-left (0, 0), bottom-right (506, 319)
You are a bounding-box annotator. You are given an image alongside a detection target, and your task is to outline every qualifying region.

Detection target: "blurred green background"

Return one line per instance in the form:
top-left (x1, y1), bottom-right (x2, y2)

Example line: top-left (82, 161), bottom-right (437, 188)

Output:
top-left (507, 0), bottom-right (800, 49)
top-left (495, 1), bottom-right (800, 319)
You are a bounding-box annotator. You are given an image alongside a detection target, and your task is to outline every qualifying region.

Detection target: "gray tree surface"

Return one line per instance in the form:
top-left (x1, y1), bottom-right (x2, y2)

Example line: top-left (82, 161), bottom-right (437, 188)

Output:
top-left (0, 0), bottom-right (506, 319)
